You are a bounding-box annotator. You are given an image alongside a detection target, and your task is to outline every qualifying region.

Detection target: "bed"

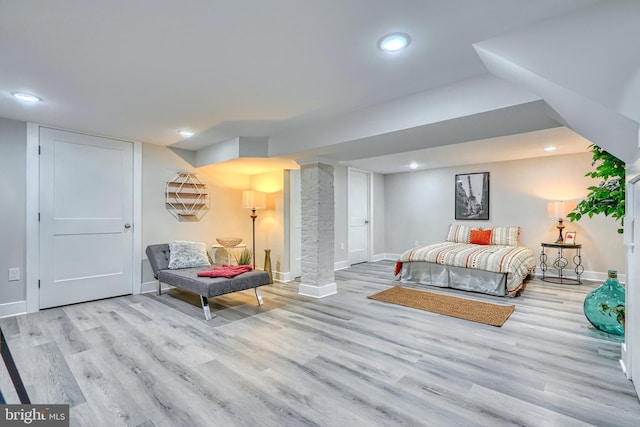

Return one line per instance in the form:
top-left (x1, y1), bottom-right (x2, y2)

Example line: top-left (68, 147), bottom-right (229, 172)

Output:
top-left (395, 225), bottom-right (536, 296)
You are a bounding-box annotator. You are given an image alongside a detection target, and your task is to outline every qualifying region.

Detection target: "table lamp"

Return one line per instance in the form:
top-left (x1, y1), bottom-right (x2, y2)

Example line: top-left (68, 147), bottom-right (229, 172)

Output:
top-left (547, 200), bottom-right (576, 243)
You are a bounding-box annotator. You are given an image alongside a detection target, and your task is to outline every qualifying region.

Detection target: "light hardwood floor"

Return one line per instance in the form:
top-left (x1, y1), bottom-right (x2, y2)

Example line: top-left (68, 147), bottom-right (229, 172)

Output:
top-left (1, 261), bottom-right (638, 426)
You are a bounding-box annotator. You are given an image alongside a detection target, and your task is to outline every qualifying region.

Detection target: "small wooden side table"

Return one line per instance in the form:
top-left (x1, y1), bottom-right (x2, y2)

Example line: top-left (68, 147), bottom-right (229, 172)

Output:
top-left (540, 242), bottom-right (583, 284)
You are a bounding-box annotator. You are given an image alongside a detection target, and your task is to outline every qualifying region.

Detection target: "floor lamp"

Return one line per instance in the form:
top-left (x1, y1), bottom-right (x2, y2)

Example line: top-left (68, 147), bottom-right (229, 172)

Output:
top-left (242, 190), bottom-right (266, 268)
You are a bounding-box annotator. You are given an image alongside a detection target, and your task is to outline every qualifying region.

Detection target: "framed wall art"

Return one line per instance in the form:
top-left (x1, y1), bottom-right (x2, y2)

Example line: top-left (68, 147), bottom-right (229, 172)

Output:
top-left (455, 172), bottom-right (489, 220)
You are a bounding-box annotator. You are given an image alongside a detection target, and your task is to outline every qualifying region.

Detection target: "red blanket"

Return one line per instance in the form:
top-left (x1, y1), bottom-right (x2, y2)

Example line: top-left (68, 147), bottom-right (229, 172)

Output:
top-left (394, 261), bottom-right (402, 276)
top-left (197, 264), bottom-right (253, 278)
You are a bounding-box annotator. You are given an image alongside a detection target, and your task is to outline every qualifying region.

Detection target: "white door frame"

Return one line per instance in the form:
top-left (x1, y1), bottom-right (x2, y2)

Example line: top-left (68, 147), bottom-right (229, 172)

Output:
top-left (286, 169), bottom-right (302, 281)
top-left (623, 170), bottom-right (640, 397)
top-left (347, 167), bottom-right (373, 265)
top-left (25, 123), bottom-right (142, 313)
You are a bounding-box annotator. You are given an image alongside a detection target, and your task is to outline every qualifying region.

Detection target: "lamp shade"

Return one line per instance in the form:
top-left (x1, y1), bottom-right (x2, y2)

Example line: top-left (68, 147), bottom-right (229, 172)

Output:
top-left (242, 190), bottom-right (266, 209)
top-left (547, 201), bottom-right (576, 219)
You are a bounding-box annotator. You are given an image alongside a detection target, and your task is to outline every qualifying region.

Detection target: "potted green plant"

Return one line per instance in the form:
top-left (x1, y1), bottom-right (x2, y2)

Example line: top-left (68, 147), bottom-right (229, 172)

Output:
top-left (235, 248), bottom-right (252, 266)
top-left (566, 144), bottom-right (625, 234)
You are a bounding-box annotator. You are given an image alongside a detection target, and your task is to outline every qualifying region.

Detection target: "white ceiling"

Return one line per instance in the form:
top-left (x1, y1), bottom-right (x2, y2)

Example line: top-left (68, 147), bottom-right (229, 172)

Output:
top-left (343, 127), bottom-right (592, 174)
top-left (0, 0), bottom-right (599, 173)
top-left (198, 156), bottom-right (300, 176)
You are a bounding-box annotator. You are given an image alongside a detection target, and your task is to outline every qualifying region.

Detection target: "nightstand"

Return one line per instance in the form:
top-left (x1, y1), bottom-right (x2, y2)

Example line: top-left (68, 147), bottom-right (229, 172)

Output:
top-left (540, 242), bottom-right (583, 284)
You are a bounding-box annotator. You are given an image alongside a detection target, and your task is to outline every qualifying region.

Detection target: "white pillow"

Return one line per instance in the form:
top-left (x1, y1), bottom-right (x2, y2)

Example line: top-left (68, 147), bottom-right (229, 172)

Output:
top-left (168, 241), bottom-right (210, 269)
top-left (446, 224), bottom-right (474, 243)
top-left (491, 226), bottom-right (521, 246)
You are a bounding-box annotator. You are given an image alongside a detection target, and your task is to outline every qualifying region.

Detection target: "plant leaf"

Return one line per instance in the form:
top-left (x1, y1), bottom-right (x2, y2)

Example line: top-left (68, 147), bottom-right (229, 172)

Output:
top-left (569, 144), bottom-right (625, 234)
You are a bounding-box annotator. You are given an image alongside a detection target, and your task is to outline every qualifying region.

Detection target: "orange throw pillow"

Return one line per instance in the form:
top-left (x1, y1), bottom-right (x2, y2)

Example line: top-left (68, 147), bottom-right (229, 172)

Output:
top-left (469, 229), bottom-right (492, 245)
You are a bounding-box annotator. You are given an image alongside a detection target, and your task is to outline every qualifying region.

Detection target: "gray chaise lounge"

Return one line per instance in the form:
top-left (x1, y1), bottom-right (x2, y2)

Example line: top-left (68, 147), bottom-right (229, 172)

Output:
top-left (146, 244), bottom-right (270, 320)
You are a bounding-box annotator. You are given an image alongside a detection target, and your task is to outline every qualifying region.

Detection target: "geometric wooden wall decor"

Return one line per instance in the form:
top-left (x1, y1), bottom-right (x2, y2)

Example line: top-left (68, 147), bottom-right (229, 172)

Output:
top-left (165, 171), bottom-right (209, 221)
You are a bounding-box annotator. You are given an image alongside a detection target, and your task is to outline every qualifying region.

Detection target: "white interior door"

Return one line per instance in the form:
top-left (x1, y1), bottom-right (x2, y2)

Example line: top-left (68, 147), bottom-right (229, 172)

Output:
top-left (348, 169), bottom-right (370, 265)
top-left (631, 178), bottom-right (640, 397)
top-left (39, 128), bottom-right (134, 309)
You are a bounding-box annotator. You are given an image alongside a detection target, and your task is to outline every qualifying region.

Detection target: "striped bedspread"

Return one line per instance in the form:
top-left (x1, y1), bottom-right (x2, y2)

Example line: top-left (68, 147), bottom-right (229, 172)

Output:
top-left (397, 241), bottom-right (536, 292)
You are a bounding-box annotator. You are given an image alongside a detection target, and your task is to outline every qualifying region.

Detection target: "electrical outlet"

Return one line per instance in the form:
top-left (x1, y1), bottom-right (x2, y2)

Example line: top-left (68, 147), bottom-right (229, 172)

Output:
top-left (8, 268), bottom-right (20, 281)
top-left (340, 242), bottom-right (345, 250)
top-left (414, 240), bottom-right (419, 246)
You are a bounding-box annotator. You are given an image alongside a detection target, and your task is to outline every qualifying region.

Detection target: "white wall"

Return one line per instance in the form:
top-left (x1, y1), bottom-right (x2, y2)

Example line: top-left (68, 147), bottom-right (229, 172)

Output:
top-left (1, 120), bottom-right (624, 307)
top-left (334, 165), bottom-right (349, 268)
top-left (0, 117), bottom-right (27, 307)
top-left (384, 152), bottom-right (625, 278)
top-left (372, 172), bottom-right (386, 259)
top-left (140, 144), bottom-right (304, 289)
top-left (333, 168), bottom-right (386, 267)
top-left (251, 170), bottom-right (287, 279)
top-left (141, 144), bottom-right (251, 289)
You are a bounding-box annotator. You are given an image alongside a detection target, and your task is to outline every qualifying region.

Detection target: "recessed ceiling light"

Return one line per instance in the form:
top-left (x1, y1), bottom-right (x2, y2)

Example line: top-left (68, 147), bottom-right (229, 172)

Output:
top-left (544, 146), bottom-right (557, 152)
top-left (178, 130), bottom-right (195, 138)
top-left (378, 33), bottom-right (411, 53)
top-left (409, 162), bottom-right (418, 170)
top-left (11, 92), bottom-right (42, 103)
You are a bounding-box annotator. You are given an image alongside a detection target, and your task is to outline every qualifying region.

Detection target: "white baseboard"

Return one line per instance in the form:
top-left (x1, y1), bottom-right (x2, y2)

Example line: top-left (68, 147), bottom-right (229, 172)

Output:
top-left (371, 253), bottom-right (386, 262)
top-left (334, 255), bottom-right (388, 270)
top-left (256, 267), bottom-right (292, 283)
top-left (140, 280), bottom-right (156, 294)
top-left (334, 260), bottom-right (350, 271)
top-left (0, 300), bottom-right (27, 318)
top-left (140, 280), bottom-right (174, 294)
top-left (299, 282), bottom-right (337, 298)
top-left (620, 358), bottom-right (628, 378)
top-left (621, 343), bottom-right (630, 378)
top-left (584, 270), bottom-right (627, 283)
top-left (273, 270), bottom-right (292, 283)
top-left (533, 267), bottom-right (626, 283)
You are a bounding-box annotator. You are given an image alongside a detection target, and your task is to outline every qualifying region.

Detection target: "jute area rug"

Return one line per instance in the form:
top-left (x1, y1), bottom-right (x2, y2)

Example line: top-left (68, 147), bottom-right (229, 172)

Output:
top-left (368, 286), bottom-right (515, 327)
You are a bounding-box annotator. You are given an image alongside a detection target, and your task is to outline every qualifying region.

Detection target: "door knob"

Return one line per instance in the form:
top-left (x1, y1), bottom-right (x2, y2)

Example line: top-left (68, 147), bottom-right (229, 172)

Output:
top-left (124, 223), bottom-right (132, 229)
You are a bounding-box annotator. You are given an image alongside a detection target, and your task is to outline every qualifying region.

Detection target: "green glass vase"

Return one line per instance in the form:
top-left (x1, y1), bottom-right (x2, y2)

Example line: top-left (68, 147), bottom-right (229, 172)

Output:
top-left (583, 270), bottom-right (625, 336)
